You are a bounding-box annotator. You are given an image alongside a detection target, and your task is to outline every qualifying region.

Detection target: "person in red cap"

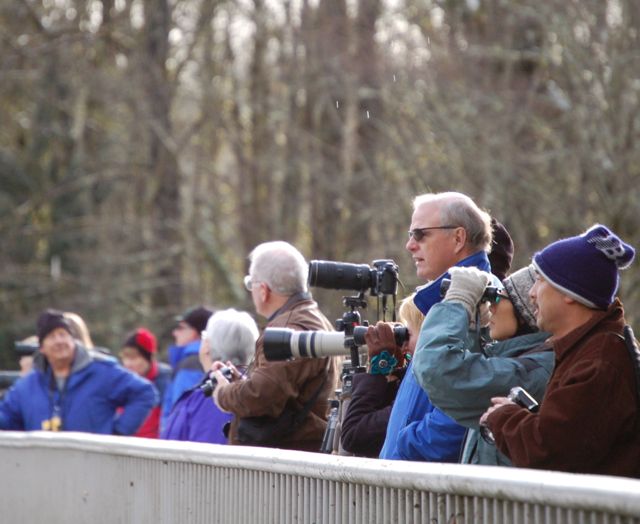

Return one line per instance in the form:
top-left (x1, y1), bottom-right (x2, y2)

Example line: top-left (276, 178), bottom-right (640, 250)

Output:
top-left (120, 328), bottom-right (172, 438)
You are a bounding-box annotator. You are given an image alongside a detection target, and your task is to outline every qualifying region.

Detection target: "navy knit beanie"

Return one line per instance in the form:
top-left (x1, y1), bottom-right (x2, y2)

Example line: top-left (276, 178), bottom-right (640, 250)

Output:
top-left (532, 224), bottom-right (635, 310)
top-left (37, 309), bottom-right (72, 344)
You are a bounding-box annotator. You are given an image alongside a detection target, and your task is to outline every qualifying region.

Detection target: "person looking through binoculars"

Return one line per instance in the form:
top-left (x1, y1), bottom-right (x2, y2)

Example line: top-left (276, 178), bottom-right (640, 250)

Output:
top-left (411, 265), bottom-right (554, 466)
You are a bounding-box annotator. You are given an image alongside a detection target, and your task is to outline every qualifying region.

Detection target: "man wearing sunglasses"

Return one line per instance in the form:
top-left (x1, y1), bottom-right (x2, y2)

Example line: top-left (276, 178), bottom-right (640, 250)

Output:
top-left (379, 192), bottom-right (493, 461)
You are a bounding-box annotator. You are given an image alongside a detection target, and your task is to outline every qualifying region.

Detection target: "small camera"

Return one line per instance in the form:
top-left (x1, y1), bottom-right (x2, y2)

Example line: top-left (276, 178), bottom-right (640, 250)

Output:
top-left (440, 278), bottom-right (500, 303)
top-left (14, 341), bottom-right (39, 356)
top-left (480, 386), bottom-right (539, 445)
top-left (507, 386), bottom-right (539, 413)
top-left (200, 367), bottom-right (234, 397)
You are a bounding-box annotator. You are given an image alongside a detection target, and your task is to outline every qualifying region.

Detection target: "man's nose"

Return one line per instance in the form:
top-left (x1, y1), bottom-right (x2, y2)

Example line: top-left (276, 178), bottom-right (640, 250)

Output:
top-left (406, 237), bottom-right (416, 251)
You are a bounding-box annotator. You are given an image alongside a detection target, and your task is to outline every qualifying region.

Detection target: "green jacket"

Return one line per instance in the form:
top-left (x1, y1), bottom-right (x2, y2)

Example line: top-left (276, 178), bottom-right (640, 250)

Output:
top-left (412, 301), bottom-right (553, 466)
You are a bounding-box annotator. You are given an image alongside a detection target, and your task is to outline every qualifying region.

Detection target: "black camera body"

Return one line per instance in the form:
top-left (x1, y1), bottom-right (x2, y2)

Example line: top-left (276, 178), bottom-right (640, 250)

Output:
top-left (308, 259), bottom-right (399, 297)
top-left (200, 367), bottom-right (234, 397)
top-left (14, 341), bottom-right (39, 356)
top-left (440, 278), bottom-right (500, 303)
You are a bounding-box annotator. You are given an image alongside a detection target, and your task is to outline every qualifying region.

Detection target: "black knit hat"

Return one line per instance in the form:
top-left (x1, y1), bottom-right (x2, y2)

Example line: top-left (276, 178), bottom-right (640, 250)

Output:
top-left (175, 306), bottom-right (214, 334)
top-left (489, 218), bottom-right (514, 281)
top-left (37, 309), bottom-right (72, 344)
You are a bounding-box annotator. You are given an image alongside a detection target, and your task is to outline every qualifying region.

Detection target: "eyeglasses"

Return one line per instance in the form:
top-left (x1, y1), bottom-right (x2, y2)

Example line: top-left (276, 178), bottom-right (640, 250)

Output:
top-left (243, 275), bottom-right (259, 291)
top-left (407, 225), bottom-right (460, 242)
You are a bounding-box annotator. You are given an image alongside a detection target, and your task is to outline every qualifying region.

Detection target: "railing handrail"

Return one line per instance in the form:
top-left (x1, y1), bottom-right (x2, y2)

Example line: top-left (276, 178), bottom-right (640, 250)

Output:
top-left (1, 431), bottom-right (640, 518)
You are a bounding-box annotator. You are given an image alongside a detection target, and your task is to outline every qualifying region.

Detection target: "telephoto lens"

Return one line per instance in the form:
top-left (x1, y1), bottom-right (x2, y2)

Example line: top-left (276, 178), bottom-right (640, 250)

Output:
top-left (263, 328), bottom-right (348, 361)
top-left (308, 260), bottom-right (374, 292)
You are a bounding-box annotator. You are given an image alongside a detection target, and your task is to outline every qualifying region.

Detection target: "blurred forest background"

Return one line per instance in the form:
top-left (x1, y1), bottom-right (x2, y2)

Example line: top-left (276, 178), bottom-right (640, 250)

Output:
top-left (1, 0), bottom-right (639, 366)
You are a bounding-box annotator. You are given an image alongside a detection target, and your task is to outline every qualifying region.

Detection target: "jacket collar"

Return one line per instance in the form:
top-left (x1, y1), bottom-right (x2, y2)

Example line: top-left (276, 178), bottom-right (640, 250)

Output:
top-left (413, 250), bottom-right (491, 315)
top-left (267, 291), bottom-right (312, 322)
top-left (33, 343), bottom-right (93, 375)
top-left (552, 299), bottom-right (625, 361)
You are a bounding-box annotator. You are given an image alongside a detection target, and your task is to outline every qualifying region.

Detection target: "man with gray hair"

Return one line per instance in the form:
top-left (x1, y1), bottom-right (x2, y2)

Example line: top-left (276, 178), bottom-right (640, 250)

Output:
top-left (211, 241), bottom-right (339, 451)
top-left (379, 191), bottom-right (494, 461)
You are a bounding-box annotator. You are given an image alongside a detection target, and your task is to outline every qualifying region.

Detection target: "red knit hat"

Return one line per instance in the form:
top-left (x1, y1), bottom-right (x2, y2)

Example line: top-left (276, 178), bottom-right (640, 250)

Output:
top-left (123, 328), bottom-right (157, 360)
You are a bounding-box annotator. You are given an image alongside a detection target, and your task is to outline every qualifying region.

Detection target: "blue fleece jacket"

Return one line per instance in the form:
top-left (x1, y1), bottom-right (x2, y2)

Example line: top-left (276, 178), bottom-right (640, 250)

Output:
top-left (0, 346), bottom-right (156, 435)
top-left (379, 251), bottom-right (490, 461)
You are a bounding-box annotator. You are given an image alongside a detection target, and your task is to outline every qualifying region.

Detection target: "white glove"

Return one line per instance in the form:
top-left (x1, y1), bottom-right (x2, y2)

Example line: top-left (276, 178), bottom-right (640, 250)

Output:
top-left (443, 266), bottom-right (491, 320)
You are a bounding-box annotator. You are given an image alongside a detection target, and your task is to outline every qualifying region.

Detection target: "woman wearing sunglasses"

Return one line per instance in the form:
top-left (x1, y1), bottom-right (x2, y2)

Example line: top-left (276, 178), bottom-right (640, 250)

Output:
top-left (411, 265), bottom-right (554, 466)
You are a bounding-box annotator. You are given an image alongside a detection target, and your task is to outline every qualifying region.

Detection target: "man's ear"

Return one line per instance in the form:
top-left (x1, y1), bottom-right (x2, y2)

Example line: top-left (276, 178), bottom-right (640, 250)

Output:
top-left (452, 226), bottom-right (468, 254)
top-left (259, 282), bottom-right (270, 303)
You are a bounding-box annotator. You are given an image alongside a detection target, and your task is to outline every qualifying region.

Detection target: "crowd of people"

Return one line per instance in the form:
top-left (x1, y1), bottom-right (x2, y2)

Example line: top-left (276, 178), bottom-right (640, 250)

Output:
top-left (1, 191), bottom-right (639, 479)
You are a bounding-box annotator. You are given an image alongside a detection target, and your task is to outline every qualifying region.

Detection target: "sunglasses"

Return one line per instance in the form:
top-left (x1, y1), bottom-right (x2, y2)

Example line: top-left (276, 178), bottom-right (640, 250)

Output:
top-left (407, 225), bottom-right (460, 242)
top-left (488, 291), bottom-right (511, 305)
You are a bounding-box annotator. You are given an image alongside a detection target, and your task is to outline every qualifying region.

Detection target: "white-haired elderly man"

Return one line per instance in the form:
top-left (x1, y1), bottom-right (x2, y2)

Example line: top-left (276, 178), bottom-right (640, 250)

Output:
top-left (210, 241), bottom-right (339, 452)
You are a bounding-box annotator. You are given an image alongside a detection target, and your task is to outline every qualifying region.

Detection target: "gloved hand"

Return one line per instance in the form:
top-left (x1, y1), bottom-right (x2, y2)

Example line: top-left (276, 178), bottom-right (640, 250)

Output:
top-left (364, 322), bottom-right (404, 374)
top-left (470, 301), bottom-right (492, 331)
top-left (443, 266), bottom-right (491, 320)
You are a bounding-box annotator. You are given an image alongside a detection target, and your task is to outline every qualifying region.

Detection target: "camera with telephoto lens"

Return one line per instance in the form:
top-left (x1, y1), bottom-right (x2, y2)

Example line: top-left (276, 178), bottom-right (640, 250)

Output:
top-left (308, 259), bottom-right (399, 297)
top-left (263, 325), bottom-right (409, 361)
top-left (440, 278), bottom-right (500, 303)
top-left (200, 367), bottom-right (234, 397)
top-left (480, 386), bottom-right (539, 445)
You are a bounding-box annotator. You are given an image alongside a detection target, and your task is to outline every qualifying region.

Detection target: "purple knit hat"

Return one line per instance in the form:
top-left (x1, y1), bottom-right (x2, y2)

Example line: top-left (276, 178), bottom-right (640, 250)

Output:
top-left (532, 224), bottom-right (635, 309)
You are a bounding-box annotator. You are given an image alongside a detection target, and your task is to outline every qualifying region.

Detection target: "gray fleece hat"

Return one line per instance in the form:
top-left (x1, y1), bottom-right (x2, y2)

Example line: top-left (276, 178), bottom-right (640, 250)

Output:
top-left (502, 266), bottom-right (538, 331)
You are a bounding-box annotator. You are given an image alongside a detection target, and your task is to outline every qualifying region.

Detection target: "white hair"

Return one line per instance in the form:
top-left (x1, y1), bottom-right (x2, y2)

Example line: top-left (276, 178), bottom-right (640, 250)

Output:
top-left (248, 241), bottom-right (308, 295)
top-left (413, 192), bottom-right (493, 252)
top-left (204, 309), bottom-right (259, 365)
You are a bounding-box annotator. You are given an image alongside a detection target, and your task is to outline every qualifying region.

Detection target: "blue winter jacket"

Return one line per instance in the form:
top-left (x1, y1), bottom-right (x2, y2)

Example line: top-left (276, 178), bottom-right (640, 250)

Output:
top-left (0, 345), bottom-right (156, 435)
top-left (161, 339), bottom-right (204, 428)
top-left (379, 251), bottom-right (490, 461)
top-left (412, 301), bottom-right (554, 465)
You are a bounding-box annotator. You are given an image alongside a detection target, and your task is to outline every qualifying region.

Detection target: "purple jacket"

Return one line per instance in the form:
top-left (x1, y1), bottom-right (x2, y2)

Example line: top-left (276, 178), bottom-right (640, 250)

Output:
top-left (160, 374), bottom-right (232, 444)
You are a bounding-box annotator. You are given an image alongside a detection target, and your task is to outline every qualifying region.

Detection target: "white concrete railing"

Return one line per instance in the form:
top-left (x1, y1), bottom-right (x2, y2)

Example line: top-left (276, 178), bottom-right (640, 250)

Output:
top-left (1, 431), bottom-right (640, 524)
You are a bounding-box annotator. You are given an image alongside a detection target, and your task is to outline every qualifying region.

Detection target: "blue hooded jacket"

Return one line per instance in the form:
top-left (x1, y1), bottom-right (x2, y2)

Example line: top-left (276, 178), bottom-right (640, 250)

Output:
top-left (0, 345), bottom-right (156, 435)
top-left (379, 251), bottom-right (490, 461)
top-left (161, 339), bottom-right (204, 428)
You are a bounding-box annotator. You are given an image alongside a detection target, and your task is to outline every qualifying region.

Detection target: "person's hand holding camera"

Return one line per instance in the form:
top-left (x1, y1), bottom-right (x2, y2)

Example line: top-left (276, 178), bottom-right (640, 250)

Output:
top-left (365, 321), bottom-right (405, 376)
top-left (209, 360), bottom-right (242, 412)
top-left (443, 266), bottom-right (491, 321)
